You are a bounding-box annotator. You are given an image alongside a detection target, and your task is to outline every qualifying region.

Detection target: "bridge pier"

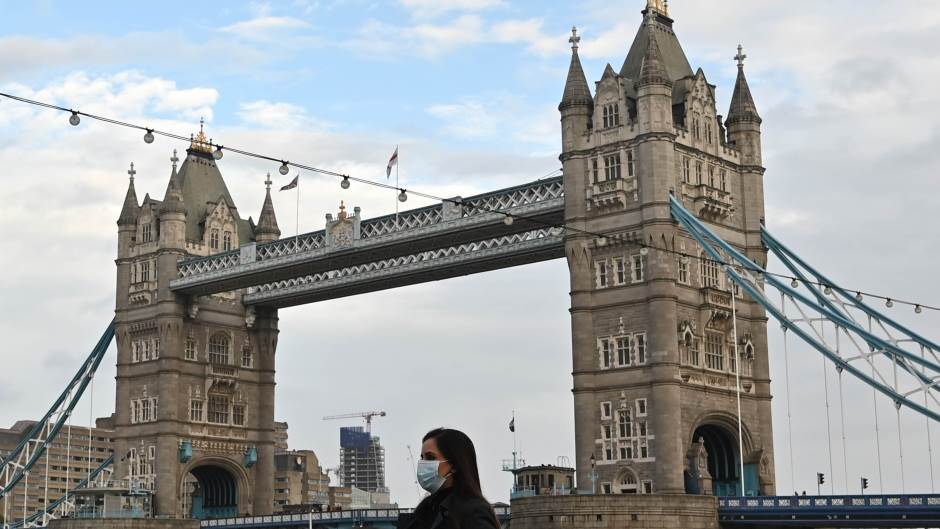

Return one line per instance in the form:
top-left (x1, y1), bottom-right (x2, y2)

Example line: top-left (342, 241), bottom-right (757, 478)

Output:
top-left (509, 494), bottom-right (719, 529)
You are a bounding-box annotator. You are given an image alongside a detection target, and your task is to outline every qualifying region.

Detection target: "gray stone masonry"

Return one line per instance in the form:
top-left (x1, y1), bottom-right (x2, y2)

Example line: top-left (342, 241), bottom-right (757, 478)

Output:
top-left (510, 495), bottom-right (719, 529)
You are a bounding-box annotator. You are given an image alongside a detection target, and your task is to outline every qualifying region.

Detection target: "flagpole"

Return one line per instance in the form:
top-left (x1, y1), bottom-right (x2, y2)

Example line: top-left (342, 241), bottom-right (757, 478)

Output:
top-left (395, 144), bottom-right (400, 227)
top-left (295, 174), bottom-right (300, 253)
top-left (512, 410), bottom-right (517, 471)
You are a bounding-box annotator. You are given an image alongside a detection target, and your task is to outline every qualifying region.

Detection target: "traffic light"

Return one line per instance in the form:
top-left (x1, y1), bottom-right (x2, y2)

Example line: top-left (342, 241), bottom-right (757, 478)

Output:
top-left (861, 477), bottom-right (869, 491)
top-left (817, 472), bottom-right (825, 485)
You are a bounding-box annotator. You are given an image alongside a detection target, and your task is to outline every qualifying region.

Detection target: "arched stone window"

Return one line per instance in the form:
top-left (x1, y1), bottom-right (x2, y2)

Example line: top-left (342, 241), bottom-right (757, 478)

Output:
top-left (210, 229), bottom-right (220, 250)
top-left (617, 469), bottom-right (638, 494)
top-left (208, 333), bottom-right (230, 365)
top-left (223, 231), bottom-right (232, 251)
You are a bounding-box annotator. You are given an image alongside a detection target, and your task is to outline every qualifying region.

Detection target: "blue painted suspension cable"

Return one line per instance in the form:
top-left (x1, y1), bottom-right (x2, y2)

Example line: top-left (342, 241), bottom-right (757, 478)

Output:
top-left (670, 198), bottom-right (940, 376)
top-left (9, 454), bottom-right (114, 528)
top-left (763, 227), bottom-right (940, 355)
top-left (0, 320), bottom-right (115, 500)
top-left (669, 197), bottom-right (940, 422)
top-left (762, 228), bottom-right (940, 394)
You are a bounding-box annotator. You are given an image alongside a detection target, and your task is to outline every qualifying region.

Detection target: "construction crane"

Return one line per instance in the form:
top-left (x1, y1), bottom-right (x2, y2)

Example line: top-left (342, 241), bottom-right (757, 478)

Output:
top-left (322, 411), bottom-right (387, 433)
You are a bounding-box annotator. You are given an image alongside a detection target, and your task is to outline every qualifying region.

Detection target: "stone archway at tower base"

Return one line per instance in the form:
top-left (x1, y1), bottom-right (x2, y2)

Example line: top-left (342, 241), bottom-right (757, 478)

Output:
top-left (510, 495), bottom-right (719, 529)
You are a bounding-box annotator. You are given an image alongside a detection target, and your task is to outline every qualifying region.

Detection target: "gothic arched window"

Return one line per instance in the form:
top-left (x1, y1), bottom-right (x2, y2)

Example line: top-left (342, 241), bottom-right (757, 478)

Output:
top-left (223, 231), bottom-right (232, 251)
top-left (210, 229), bottom-right (220, 250)
top-left (208, 333), bottom-right (230, 365)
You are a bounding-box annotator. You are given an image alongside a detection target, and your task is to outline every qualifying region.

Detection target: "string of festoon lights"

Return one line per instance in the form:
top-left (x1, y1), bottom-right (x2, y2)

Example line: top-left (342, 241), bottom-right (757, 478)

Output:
top-left (1, 89), bottom-right (937, 315)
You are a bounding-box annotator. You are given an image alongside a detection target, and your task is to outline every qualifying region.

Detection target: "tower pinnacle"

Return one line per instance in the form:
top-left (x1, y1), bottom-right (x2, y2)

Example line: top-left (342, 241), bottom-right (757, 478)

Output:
top-left (646, 0), bottom-right (668, 16)
top-left (256, 173), bottom-right (281, 242)
top-left (559, 26), bottom-right (593, 111)
top-left (117, 162), bottom-right (139, 226)
top-left (569, 26), bottom-right (580, 51)
top-left (734, 44), bottom-right (747, 69)
top-left (638, 17), bottom-right (671, 88)
top-left (726, 44), bottom-right (761, 126)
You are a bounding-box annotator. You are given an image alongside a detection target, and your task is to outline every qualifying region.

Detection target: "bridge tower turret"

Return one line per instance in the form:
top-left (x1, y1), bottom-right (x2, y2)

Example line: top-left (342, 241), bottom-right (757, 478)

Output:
top-left (113, 125), bottom-right (280, 519)
top-left (561, 1), bottom-right (775, 499)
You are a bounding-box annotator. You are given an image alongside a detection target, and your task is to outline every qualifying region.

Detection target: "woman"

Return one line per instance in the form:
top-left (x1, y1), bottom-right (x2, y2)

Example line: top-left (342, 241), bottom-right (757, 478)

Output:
top-left (403, 428), bottom-right (501, 529)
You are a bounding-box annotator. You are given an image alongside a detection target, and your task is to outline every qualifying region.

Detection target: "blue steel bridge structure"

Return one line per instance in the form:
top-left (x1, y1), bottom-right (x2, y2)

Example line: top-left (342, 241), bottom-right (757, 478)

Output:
top-left (1, 177), bottom-right (940, 528)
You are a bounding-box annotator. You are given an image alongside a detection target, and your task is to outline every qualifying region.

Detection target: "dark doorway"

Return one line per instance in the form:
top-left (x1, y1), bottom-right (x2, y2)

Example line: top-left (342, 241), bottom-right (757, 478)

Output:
top-left (188, 465), bottom-right (239, 519)
top-left (692, 424), bottom-right (739, 496)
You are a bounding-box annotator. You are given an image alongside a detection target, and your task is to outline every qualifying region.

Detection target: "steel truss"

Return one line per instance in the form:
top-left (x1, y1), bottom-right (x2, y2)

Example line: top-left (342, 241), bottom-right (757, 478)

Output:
top-left (10, 455), bottom-right (113, 528)
top-left (0, 321), bottom-right (115, 528)
top-left (670, 196), bottom-right (940, 423)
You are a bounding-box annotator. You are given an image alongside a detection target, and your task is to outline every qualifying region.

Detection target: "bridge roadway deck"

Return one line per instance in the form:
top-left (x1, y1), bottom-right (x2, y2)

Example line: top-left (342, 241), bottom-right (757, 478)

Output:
top-left (170, 177), bottom-right (564, 302)
top-left (194, 495), bottom-right (940, 529)
top-left (718, 494), bottom-right (940, 527)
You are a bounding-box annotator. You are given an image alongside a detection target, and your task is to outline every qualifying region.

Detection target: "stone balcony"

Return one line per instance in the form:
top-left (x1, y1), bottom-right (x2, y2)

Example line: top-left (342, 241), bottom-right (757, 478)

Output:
top-left (207, 363), bottom-right (239, 380)
top-left (701, 286), bottom-right (733, 331)
top-left (685, 183), bottom-right (734, 220)
top-left (586, 177), bottom-right (638, 211)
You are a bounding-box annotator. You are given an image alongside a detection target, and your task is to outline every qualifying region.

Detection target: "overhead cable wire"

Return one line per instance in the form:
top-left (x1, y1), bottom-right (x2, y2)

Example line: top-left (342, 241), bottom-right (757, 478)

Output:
top-left (0, 90), bottom-right (937, 314)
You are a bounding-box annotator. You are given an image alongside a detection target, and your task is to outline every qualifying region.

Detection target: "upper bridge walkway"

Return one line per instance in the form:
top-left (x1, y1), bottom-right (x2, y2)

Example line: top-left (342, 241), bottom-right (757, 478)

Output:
top-left (170, 177), bottom-right (564, 307)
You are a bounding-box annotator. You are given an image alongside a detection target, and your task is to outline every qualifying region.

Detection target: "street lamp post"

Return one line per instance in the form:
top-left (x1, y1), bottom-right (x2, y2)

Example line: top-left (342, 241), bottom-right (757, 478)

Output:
top-left (589, 453), bottom-right (597, 495)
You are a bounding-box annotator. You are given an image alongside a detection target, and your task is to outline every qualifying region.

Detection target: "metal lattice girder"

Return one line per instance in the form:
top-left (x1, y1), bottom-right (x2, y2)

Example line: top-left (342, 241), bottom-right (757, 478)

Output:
top-left (243, 228), bottom-right (566, 307)
top-left (669, 196), bottom-right (940, 423)
top-left (10, 454), bottom-right (114, 529)
top-left (0, 321), bottom-right (115, 501)
top-left (171, 177), bottom-right (564, 296)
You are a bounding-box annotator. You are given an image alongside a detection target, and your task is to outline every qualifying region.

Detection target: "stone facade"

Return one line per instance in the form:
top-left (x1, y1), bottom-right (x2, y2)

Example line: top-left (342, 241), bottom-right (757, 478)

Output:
top-left (274, 450), bottom-right (331, 509)
top-left (114, 128), bottom-right (283, 517)
top-left (50, 519), bottom-right (199, 529)
top-left (510, 494), bottom-right (719, 529)
top-left (560, 1), bottom-right (774, 498)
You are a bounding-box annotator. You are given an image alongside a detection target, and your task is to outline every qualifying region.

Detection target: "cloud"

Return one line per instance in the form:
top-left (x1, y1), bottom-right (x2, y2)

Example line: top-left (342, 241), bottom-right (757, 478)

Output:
top-left (237, 99), bottom-right (333, 131)
top-left (346, 15), bottom-right (564, 59)
top-left (0, 33), bottom-right (267, 82)
top-left (400, 0), bottom-right (503, 19)
top-left (219, 16), bottom-right (312, 41)
top-left (426, 93), bottom-right (558, 149)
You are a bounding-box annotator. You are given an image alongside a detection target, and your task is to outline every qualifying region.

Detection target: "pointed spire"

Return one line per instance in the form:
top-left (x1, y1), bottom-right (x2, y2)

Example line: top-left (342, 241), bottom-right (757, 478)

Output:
top-left (160, 152), bottom-right (186, 215)
top-left (638, 13), bottom-right (672, 88)
top-left (727, 44), bottom-right (762, 125)
top-left (255, 173), bottom-right (281, 241)
top-left (117, 162), bottom-right (139, 226)
top-left (559, 26), bottom-right (593, 111)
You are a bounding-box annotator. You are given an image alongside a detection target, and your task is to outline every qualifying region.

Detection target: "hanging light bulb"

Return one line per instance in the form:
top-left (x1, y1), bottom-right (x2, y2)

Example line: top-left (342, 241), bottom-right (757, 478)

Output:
top-left (824, 285), bottom-right (832, 295)
top-left (69, 111), bottom-right (80, 126)
top-left (213, 145), bottom-right (223, 160)
top-left (143, 129), bottom-right (154, 144)
top-left (503, 214), bottom-right (514, 226)
top-left (279, 161), bottom-right (290, 175)
top-left (915, 305), bottom-right (923, 314)
top-left (341, 177), bottom-right (350, 189)
top-left (398, 189), bottom-right (408, 202)
top-left (790, 278), bottom-right (799, 288)
top-left (886, 299), bottom-right (894, 308)
top-left (856, 291), bottom-right (864, 302)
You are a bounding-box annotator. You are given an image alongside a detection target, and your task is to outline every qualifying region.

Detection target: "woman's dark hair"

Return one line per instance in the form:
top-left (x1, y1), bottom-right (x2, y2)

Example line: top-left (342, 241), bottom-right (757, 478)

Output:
top-left (423, 428), bottom-right (485, 499)
top-left (415, 428), bottom-right (498, 526)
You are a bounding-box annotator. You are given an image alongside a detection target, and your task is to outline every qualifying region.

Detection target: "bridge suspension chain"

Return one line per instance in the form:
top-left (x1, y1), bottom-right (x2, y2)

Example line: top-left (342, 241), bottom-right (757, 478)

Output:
top-left (670, 196), bottom-right (940, 494)
top-left (0, 321), bottom-right (115, 509)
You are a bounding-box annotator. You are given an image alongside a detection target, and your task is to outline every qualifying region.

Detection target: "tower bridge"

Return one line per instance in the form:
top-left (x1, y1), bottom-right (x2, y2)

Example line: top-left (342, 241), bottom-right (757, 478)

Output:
top-left (3, 1), bottom-right (940, 528)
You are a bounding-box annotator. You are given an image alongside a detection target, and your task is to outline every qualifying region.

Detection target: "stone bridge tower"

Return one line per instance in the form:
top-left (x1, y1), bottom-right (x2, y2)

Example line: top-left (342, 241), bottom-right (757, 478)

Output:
top-left (114, 126), bottom-right (281, 518)
top-left (560, 2), bottom-right (775, 497)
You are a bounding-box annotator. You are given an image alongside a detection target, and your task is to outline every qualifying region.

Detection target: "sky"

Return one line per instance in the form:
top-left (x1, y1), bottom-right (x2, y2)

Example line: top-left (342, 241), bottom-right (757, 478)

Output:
top-left (1, 0), bottom-right (940, 509)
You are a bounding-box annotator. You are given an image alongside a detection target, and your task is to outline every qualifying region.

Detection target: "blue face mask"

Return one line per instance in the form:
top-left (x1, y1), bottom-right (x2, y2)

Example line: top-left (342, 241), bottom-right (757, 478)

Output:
top-left (416, 460), bottom-right (449, 493)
